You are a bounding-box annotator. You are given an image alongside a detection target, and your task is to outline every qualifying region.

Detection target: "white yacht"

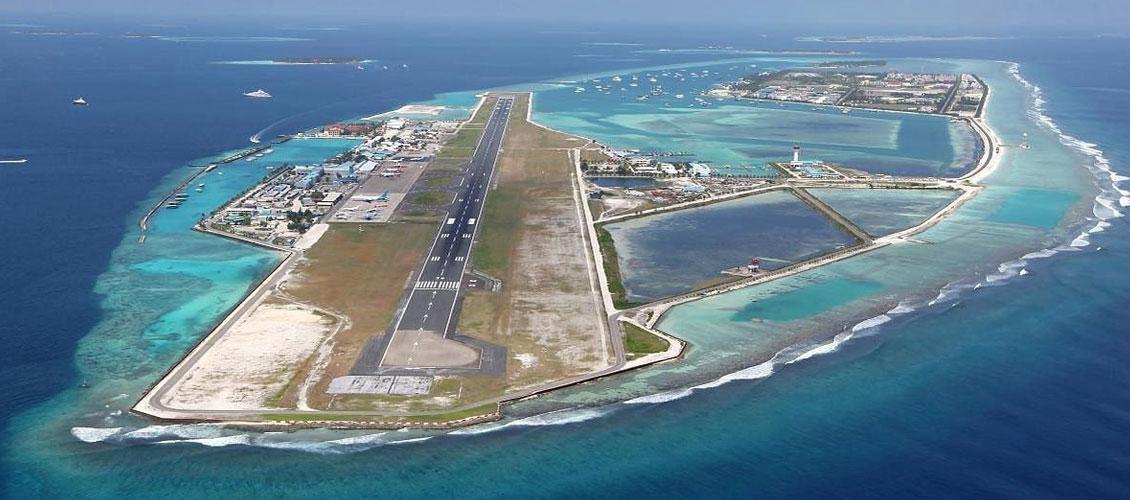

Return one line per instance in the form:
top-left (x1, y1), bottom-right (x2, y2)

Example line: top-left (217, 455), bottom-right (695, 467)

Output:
top-left (243, 89), bottom-right (272, 98)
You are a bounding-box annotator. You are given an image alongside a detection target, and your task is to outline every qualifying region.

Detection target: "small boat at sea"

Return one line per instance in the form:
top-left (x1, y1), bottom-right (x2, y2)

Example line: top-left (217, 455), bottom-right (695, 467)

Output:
top-left (574, 87), bottom-right (586, 93)
top-left (73, 97), bottom-right (88, 106)
top-left (204, 164), bottom-right (217, 172)
top-left (243, 89), bottom-right (272, 98)
top-left (0, 158), bottom-right (27, 164)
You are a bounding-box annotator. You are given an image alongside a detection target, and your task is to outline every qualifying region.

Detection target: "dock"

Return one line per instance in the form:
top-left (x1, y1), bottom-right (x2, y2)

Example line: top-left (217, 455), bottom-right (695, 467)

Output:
top-left (137, 143), bottom-right (274, 241)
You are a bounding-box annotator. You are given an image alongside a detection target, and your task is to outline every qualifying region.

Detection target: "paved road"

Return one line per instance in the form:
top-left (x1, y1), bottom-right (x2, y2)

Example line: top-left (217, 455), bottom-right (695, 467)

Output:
top-left (377, 96), bottom-right (513, 366)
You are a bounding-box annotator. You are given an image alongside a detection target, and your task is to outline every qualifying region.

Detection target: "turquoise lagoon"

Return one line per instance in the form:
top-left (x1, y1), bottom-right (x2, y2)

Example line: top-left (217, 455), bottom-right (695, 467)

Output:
top-left (9, 56), bottom-right (1102, 455)
top-left (530, 59), bottom-right (980, 178)
top-left (603, 190), bottom-right (859, 303)
top-left (523, 58), bottom-right (1101, 409)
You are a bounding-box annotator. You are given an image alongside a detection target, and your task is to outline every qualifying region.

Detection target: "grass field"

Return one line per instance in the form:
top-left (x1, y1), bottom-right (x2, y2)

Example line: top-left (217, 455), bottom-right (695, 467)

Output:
top-left (621, 321), bottom-right (670, 359)
top-left (595, 225), bottom-right (638, 309)
top-left (435, 96), bottom-right (497, 161)
top-left (456, 93), bottom-right (613, 399)
top-left (424, 176), bottom-right (452, 188)
top-left (410, 191), bottom-right (454, 206)
top-left (277, 222), bottom-right (438, 410)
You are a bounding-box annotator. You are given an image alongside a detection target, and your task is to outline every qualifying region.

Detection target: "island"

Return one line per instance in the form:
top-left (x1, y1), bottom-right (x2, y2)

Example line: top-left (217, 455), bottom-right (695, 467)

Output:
top-left (132, 64), bottom-right (1001, 430)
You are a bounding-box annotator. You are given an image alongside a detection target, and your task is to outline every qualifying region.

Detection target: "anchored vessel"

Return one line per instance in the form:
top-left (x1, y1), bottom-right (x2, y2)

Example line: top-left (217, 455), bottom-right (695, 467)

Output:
top-left (243, 89), bottom-right (272, 98)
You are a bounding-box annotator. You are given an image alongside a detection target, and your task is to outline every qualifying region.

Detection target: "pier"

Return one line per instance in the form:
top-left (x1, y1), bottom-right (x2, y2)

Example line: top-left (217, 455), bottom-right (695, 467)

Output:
top-left (137, 143), bottom-right (274, 242)
top-left (789, 187), bottom-right (873, 242)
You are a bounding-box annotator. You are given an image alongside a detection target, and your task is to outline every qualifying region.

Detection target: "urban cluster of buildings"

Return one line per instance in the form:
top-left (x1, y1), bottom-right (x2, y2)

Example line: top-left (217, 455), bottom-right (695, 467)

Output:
top-left (842, 72), bottom-right (957, 112)
top-left (947, 74), bottom-right (988, 117)
top-left (717, 69), bottom-right (974, 115)
top-left (583, 148), bottom-right (714, 178)
top-left (206, 117), bottom-right (457, 246)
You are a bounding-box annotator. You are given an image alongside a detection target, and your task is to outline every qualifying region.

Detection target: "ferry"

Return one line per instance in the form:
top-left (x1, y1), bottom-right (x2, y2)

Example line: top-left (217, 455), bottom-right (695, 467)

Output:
top-left (73, 97), bottom-right (88, 106)
top-left (242, 89), bottom-right (272, 98)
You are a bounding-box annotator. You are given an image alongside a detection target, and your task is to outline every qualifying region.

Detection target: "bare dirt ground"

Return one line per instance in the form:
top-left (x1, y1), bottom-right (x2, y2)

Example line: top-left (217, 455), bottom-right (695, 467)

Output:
top-left (456, 94), bottom-right (612, 397)
top-left (163, 303), bottom-right (336, 411)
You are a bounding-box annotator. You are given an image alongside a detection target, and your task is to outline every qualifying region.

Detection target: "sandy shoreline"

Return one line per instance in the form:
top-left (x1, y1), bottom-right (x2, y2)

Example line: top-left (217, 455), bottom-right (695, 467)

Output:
top-left (131, 57), bottom-right (1004, 428)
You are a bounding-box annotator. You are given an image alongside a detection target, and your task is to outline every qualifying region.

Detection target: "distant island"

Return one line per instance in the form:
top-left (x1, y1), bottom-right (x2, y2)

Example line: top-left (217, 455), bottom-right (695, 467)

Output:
top-left (814, 60), bottom-right (887, 68)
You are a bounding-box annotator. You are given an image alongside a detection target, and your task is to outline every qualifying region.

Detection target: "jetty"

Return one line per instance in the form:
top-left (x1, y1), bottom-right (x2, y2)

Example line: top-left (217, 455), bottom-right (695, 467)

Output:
top-left (790, 186), bottom-right (873, 242)
top-left (137, 143), bottom-right (274, 241)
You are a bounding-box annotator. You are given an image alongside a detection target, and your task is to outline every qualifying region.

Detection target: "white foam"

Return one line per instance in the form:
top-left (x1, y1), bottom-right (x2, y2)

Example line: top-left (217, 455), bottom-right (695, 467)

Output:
top-left (121, 423), bottom-right (226, 441)
top-left (852, 314), bottom-right (892, 333)
top-left (693, 358), bottom-right (776, 390)
top-left (449, 407), bottom-right (614, 436)
top-left (157, 434), bottom-right (252, 448)
top-left (888, 301), bottom-right (917, 315)
top-left (789, 331), bottom-right (853, 363)
top-left (1021, 248), bottom-right (1058, 260)
top-left (624, 388), bottom-right (694, 405)
top-left (1011, 61), bottom-right (1122, 234)
top-left (71, 426), bottom-right (123, 443)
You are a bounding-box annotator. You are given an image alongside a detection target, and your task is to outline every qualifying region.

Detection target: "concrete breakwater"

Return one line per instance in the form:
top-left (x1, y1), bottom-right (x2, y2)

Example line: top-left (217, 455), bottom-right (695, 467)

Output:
top-left (138, 143), bottom-right (275, 237)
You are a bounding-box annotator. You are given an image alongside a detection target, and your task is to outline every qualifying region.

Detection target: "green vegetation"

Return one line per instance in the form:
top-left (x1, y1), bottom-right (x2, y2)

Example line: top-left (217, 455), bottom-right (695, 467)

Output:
top-left (595, 225), bottom-right (638, 309)
top-left (621, 322), bottom-right (671, 359)
top-left (470, 189), bottom-right (521, 277)
top-left (410, 191), bottom-right (454, 206)
top-left (425, 176), bottom-right (452, 188)
top-left (281, 223), bottom-right (439, 410)
top-left (436, 97), bottom-right (497, 161)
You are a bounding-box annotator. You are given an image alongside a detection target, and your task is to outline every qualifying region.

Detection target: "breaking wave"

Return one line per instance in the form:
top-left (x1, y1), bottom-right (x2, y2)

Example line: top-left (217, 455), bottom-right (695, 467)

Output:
top-left (614, 62), bottom-right (1119, 409)
top-left (69, 423), bottom-right (434, 454)
top-left (70, 63), bottom-right (1122, 444)
top-left (448, 407), bottom-right (615, 436)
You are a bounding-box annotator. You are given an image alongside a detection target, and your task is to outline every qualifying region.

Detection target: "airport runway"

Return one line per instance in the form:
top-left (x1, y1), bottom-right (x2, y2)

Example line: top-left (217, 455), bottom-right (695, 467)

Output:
top-left (377, 96), bottom-right (513, 367)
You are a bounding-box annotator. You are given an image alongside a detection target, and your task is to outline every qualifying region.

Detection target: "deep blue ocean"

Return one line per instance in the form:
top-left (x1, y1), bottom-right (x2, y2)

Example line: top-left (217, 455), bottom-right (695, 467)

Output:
top-left (3, 18), bottom-right (1130, 498)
